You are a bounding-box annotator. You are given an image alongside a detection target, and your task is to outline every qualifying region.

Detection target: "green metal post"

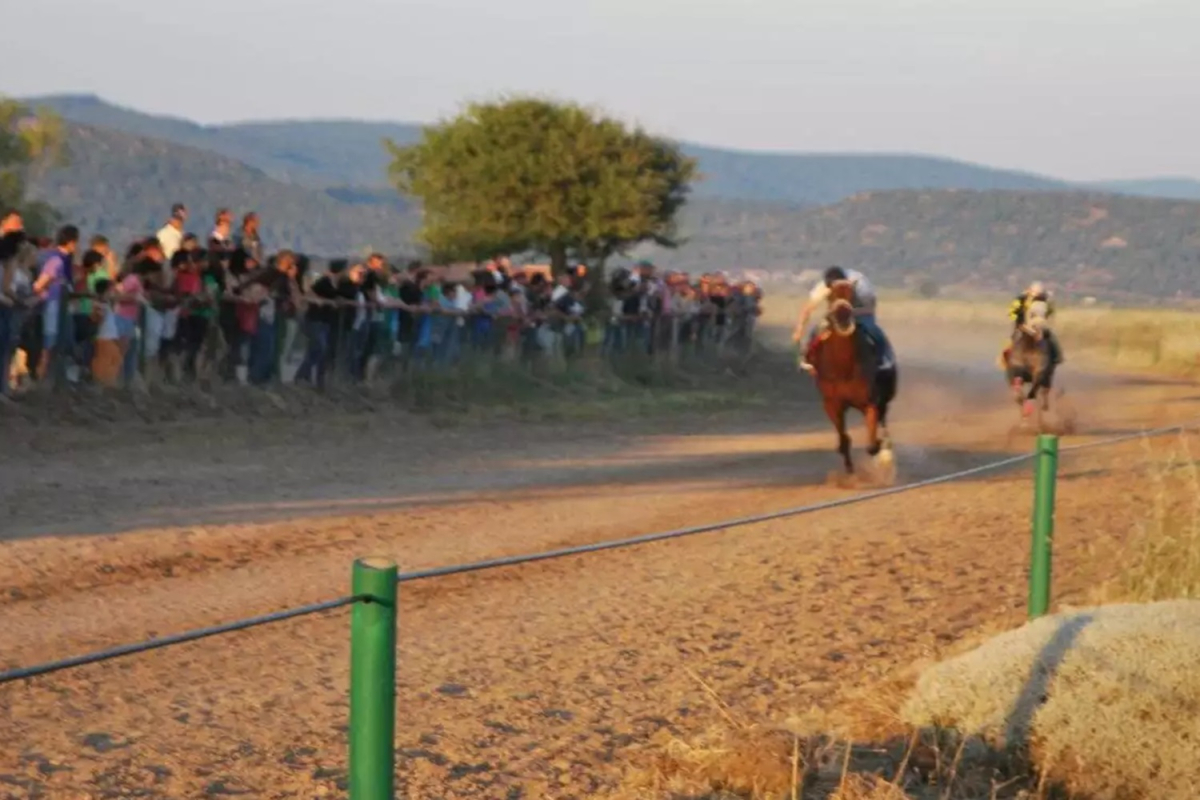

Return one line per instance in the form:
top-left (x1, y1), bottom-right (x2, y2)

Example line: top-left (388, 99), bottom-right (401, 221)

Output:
top-left (349, 558), bottom-right (398, 800)
top-left (1028, 434), bottom-right (1059, 619)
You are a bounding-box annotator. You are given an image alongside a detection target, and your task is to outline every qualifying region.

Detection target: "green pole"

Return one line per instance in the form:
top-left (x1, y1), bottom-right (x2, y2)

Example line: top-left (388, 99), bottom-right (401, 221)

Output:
top-left (349, 558), bottom-right (398, 800)
top-left (1028, 434), bottom-right (1059, 619)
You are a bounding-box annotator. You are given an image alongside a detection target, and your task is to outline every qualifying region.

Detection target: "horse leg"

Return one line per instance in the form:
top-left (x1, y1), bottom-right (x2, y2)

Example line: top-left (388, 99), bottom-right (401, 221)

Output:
top-left (825, 397), bottom-right (853, 473)
top-left (865, 404), bottom-right (881, 456)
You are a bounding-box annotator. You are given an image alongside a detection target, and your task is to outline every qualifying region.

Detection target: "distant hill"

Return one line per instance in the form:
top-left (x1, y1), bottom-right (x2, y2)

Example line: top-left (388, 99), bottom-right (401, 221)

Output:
top-left (26, 123), bottom-right (420, 256)
top-left (1092, 177), bottom-right (1200, 201)
top-left (27, 94), bottom-right (1075, 204)
top-left (642, 190), bottom-right (1200, 298)
top-left (17, 95), bottom-right (1200, 300)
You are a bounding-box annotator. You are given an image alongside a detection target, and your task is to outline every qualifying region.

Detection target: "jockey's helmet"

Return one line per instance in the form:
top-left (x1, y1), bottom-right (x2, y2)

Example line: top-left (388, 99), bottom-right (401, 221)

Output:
top-left (1027, 281), bottom-right (1045, 297)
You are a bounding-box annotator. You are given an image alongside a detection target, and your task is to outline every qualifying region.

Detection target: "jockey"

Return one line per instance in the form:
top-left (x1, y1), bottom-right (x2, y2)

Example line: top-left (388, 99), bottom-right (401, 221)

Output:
top-left (793, 265), bottom-right (896, 374)
top-left (1007, 281), bottom-right (1062, 365)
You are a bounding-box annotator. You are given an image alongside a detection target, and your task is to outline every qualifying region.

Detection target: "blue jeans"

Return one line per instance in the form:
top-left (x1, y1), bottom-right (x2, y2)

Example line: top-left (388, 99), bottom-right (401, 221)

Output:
top-left (115, 315), bottom-right (139, 386)
top-left (856, 313), bottom-right (896, 365)
top-left (249, 320), bottom-right (277, 385)
top-left (296, 320), bottom-right (331, 389)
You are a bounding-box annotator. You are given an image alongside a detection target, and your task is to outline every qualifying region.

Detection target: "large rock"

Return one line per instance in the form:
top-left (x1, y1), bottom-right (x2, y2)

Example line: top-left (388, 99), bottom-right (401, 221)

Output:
top-left (901, 600), bottom-right (1200, 799)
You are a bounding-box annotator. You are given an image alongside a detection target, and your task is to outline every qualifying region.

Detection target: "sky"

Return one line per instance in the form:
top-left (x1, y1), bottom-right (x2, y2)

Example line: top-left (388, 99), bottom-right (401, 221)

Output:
top-left (5, 0), bottom-right (1200, 182)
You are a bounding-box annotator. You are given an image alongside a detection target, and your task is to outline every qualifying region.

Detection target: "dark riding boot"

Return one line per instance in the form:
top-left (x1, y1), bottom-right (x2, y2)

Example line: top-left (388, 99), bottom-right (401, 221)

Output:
top-left (1045, 329), bottom-right (1063, 365)
top-left (861, 327), bottom-right (895, 370)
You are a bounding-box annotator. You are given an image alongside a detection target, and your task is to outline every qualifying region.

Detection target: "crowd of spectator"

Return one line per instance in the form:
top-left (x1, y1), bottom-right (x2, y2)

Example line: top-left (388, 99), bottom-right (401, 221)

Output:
top-left (0, 203), bottom-right (763, 399)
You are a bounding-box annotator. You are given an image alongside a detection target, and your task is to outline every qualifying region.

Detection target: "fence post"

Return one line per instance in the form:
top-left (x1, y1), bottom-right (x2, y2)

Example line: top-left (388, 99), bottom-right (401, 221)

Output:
top-left (349, 558), bottom-right (398, 800)
top-left (1028, 434), bottom-right (1059, 619)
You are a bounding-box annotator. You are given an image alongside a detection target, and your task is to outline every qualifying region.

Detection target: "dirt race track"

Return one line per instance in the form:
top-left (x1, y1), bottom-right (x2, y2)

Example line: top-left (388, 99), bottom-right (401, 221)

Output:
top-left (2, 316), bottom-right (1200, 799)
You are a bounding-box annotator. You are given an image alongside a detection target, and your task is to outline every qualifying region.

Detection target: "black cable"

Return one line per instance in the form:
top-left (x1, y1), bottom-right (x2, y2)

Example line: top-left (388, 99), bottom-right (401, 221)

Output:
top-left (395, 418), bottom-right (1200, 584)
top-left (396, 451), bottom-right (1036, 583)
top-left (0, 595), bottom-right (364, 686)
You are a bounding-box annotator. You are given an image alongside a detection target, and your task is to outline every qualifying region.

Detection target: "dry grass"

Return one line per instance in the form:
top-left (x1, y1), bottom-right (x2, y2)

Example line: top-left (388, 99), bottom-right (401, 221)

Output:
top-left (760, 288), bottom-right (1200, 377)
top-left (609, 723), bottom-right (1038, 800)
top-left (901, 600), bottom-right (1200, 799)
top-left (877, 295), bottom-right (1200, 378)
top-left (1101, 434), bottom-right (1200, 602)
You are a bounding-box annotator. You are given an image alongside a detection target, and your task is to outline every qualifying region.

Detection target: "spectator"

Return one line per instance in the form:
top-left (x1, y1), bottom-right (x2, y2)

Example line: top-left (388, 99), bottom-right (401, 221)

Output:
top-left (295, 261), bottom-right (340, 390)
top-left (174, 244), bottom-right (211, 379)
top-left (89, 278), bottom-right (123, 388)
top-left (114, 243), bottom-right (150, 387)
top-left (279, 253), bottom-right (309, 366)
top-left (336, 263), bottom-right (369, 381)
top-left (137, 239), bottom-right (172, 383)
top-left (394, 262), bottom-right (425, 361)
top-left (72, 249), bottom-right (106, 379)
top-left (360, 253), bottom-right (391, 383)
top-left (1, 210), bottom-right (32, 398)
top-left (88, 234), bottom-right (119, 279)
top-left (207, 212), bottom-right (240, 381)
top-left (157, 203), bottom-right (187, 263)
top-left (233, 212), bottom-right (263, 273)
top-left (247, 249), bottom-right (298, 386)
top-left (31, 224), bottom-right (80, 383)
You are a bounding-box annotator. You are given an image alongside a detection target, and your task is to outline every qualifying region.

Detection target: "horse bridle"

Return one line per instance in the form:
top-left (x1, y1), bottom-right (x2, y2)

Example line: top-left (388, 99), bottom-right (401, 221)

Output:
top-left (827, 298), bottom-right (856, 336)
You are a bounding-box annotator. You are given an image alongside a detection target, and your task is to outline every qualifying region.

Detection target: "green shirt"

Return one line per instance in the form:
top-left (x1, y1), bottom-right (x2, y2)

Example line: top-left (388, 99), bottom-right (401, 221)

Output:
top-left (193, 274), bottom-right (219, 320)
top-left (78, 271), bottom-right (106, 316)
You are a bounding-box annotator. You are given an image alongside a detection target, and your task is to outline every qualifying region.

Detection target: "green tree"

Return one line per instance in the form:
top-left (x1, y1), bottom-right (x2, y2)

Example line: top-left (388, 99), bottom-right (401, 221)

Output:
top-left (385, 97), bottom-right (698, 272)
top-left (0, 97), bottom-right (67, 233)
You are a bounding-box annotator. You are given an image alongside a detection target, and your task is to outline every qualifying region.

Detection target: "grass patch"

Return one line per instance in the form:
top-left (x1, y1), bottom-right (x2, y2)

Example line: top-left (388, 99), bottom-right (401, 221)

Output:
top-left (1102, 435), bottom-right (1200, 603)
top-left (609, 724), bottom-right (1044, 799)
top-left (761, 288), bottom-right (1200, 378)
top-left (879, 295), bottom-right (1200, 378)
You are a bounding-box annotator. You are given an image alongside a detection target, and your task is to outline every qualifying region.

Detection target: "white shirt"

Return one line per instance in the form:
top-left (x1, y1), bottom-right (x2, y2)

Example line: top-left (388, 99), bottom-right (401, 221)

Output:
top-left (157, 223), bottom-right (183, 261)
top-left (809, 268), bottom-right (876, 312)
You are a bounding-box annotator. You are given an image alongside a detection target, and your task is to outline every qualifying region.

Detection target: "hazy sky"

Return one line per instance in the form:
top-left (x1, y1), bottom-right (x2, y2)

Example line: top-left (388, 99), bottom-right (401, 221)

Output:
top-left (5, 0), bottom-right (1199, 181)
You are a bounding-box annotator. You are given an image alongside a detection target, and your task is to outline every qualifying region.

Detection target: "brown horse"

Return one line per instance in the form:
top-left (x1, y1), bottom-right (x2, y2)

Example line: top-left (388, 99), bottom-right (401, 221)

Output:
top-left (1002, 306), bottom-right (1055, 425)
top-left (807, 280), bottom-right (898, 474)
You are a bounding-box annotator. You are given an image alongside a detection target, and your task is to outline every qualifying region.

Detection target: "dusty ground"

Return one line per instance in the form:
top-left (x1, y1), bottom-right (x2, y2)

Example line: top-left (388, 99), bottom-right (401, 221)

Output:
top-left (1, 312), bottom-right (1199, 799)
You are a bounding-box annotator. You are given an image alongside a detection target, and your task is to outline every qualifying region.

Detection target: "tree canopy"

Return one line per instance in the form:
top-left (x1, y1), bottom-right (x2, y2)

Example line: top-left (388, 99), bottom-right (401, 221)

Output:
top-left (0, 97), bottom-right (66, 233)
top-left (385, 97), bottom-right (698, 271)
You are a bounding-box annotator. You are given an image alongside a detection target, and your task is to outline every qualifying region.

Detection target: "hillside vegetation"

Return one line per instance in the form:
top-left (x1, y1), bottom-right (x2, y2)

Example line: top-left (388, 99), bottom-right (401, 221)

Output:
top-left (27, 123), bottom-right (418, 255)
top-left (644, 189), bottom-right (1200, 297)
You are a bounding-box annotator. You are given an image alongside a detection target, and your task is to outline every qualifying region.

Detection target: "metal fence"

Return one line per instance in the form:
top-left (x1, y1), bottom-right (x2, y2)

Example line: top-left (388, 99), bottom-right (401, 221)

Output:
top-left (1, 423), bottom-right (1194, 799)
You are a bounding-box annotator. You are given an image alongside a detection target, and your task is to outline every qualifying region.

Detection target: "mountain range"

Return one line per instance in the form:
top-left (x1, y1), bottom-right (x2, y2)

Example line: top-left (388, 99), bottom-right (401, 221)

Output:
top-left (15, 93), bottom-right (1200, 298)
top-left (28, 93), bottom-right (1200, 203)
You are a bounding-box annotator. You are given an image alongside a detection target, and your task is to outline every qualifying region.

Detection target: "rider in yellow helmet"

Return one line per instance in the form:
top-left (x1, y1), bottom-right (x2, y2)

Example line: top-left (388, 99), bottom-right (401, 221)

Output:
top-left (1005, 281), bottom-right (1062, 365)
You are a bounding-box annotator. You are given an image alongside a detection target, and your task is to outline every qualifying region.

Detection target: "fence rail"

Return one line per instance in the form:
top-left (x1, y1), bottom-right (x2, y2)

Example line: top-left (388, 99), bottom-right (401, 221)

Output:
top-left (2, 419), bottom-right (1197, 799)
top-left (9, 290), bottom-right (760, 393)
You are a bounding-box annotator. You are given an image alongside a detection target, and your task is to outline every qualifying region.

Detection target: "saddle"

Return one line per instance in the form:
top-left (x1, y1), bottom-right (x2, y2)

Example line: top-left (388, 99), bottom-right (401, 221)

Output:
top-left (807, 325), bottom-right (891, 376)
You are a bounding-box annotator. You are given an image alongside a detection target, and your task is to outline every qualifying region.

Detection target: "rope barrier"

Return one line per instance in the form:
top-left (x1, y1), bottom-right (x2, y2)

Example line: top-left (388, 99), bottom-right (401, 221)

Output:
top-left (2, 417), bottom-right (1197, 688)
top-left (0, 595), bottom-right (364, 686)
top-left (395, 418), bottom-right (1200, 584)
